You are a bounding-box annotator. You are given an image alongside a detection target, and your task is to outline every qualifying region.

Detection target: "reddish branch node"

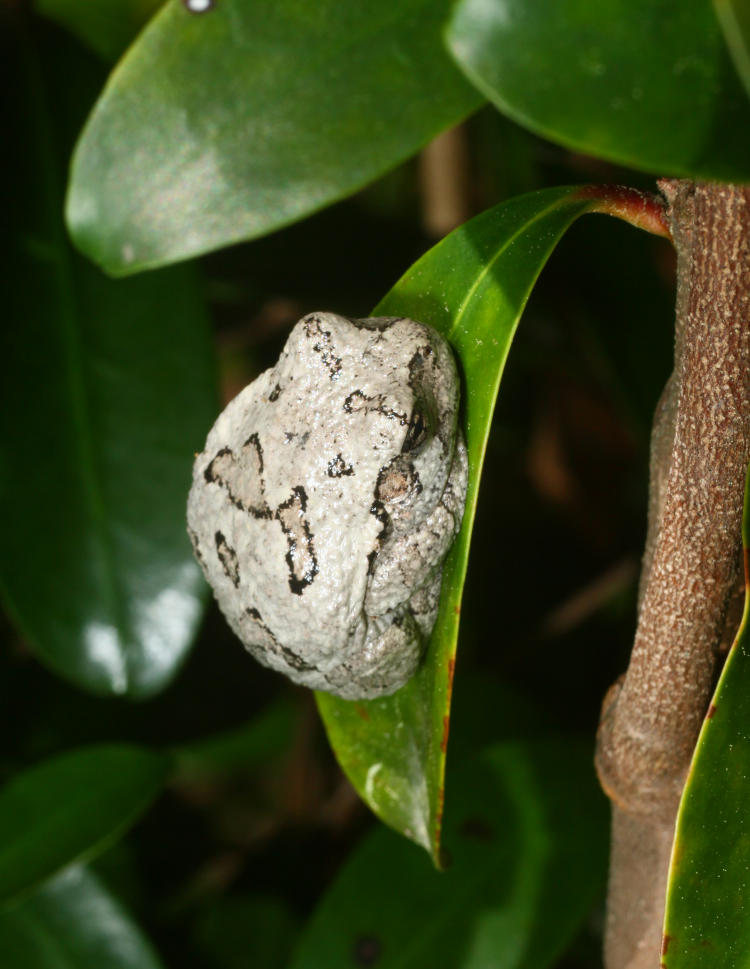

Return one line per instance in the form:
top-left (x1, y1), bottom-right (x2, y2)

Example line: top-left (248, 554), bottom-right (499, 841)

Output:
top-left (576, 184), bottom-right (672, 240)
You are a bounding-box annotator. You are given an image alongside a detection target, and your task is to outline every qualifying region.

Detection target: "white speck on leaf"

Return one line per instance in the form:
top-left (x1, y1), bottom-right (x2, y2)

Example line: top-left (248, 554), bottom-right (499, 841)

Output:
top-left (365, 762), bottom-right (382, 801)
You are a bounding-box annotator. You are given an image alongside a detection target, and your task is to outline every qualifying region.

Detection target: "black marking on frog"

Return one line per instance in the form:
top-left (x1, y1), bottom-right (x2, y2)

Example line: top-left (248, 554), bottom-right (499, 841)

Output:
top-left (407, 345), bottom-right (435, 383)
top-left (244, 607), bottom-right (316, 672)
top-left (303, 315), bottom-right (342, 380)
top-left (215, 531), bottom-right (240, 587)
top-left (327, 453), bottom-right (354, 477)
top-left (351, 316), bottom-right (402, 332)
top-left (369, 499), bottom-right (391, 530)
top-left (410, 344), bottom-right (455, 456)
top-left (204, 437), bottom-right (273, 520)
top-left (187, 526), bottom-right (205, 567)
top-left (268, 383), bottom-right (282, 402)
top-left (204, 447), bottom-right (232, 484)
top-left (277, 642), bottom-right (316, 672)
top-left (401, 406), bottom-right (431, 454)
top-left (343, 389), bottom-right (408, 425)
top-left (367, 499), bottom-right (391, 576)
top-left (276, 486), bottom-right (319, 595)
top-left (283, 430), bottom-right (310, 447)
top-left (243, 433), bottom-right (264, 473)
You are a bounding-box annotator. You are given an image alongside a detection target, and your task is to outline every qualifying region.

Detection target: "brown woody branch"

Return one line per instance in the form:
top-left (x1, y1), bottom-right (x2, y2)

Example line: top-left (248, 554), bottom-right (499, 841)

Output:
top-left (595, 181), bottom-right (750, 969)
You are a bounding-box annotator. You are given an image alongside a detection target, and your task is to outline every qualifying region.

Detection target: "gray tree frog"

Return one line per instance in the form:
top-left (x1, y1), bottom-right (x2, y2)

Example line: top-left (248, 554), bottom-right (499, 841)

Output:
top-left (187, 312), bottom-right (467, 699)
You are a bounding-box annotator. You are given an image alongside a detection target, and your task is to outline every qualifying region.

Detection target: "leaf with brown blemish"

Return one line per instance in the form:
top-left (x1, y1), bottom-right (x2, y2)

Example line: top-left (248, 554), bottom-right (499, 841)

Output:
top-left (317, 186), bottom-right (659, 860)
top-left (290, 740), bottom-right (607, 969)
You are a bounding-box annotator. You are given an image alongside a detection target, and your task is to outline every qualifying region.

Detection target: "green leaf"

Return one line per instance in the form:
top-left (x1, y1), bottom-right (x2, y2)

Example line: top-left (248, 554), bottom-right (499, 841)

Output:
top-left (714, 0), bottom-right (750, 101)
top-left (0, 865), bottom-right (165, 969)
top-left (192, 894), bottom-right (299, 969)
top-left (290, 739), bottom-right (608, 969)
top-left (662, 463), bottom-right (750, 967)
top-left (66, 0), bottom-right (484, 276)
top-left (0, 20), bottom-right (216, 697)
top-left (446, 0), bottom-right (750, 181)
top-left (317, 185), bottom-right (623, 860)
top-left (0, 745), bottom-right (169, 904)
top-left (34, 0), bottom-right (164, 61)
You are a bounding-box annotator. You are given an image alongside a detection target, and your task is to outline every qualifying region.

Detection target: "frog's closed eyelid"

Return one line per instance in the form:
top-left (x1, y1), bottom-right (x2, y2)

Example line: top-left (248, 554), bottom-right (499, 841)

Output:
top-left (401, 398), bottom-right (438, 454)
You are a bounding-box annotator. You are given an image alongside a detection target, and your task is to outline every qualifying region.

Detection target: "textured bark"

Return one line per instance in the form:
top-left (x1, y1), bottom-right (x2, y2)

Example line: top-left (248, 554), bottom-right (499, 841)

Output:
top-left (595, 181), bottom-right (750, 969)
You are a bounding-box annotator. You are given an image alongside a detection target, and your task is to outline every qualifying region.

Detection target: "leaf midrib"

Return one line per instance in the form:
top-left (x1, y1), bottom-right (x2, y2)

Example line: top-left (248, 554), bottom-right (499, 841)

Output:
top-left (449, 191), bottom-right (580, 341)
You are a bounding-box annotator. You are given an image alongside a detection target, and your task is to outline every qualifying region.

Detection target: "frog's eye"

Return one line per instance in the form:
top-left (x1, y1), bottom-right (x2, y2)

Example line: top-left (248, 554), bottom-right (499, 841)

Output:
top-left (375, 457), bottom-right (422, 505)
top-left (402, 407), bottom-right (431, 454)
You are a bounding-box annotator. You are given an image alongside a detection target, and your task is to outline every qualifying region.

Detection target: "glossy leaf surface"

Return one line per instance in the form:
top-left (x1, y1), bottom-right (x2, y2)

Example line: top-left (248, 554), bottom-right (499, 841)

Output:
top-left (714, 0), bottom-right (750, 100)
top-left (662, 464), bottom-right (750, 967)
top-left (291, 740), bottom-right (607, 969)
top-left (0, 23), bottom-right (216, 697)
top-left (317, 186), bottom-right (619, 859)
top-left (0, 866), bottom-right (165, 969)
top-left (446, 0), bottom-right (750, 181)
top-left (66, 0), bottom-right (484, 275)
top-left (0, 745), bottom-right (169, 903)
